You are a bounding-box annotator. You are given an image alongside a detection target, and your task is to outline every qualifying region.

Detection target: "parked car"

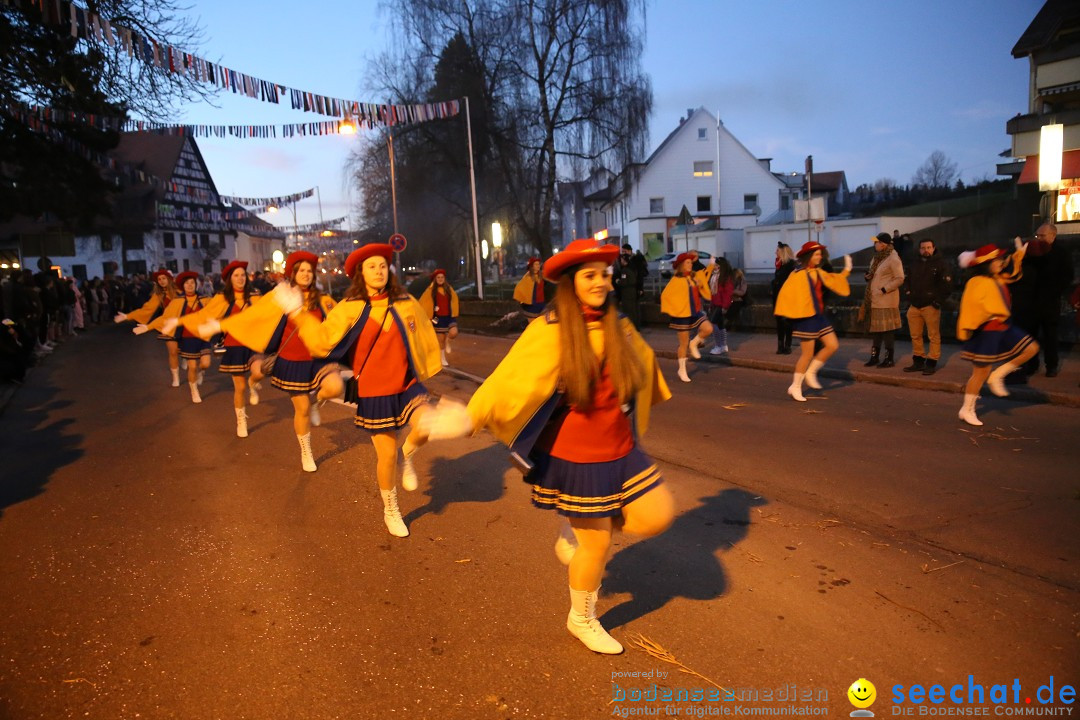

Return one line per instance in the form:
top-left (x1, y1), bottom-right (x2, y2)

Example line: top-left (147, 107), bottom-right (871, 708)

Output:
top-left (652, 250), bottom-right (713, 278)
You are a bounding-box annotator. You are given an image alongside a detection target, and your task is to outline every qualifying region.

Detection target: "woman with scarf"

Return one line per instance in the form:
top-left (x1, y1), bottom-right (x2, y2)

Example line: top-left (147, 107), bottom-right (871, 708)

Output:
top-left (859, 232), bottom-right (906, 368)
top-left (660, 252), bottom-right (713, 382)
top-left (514, 257), bottom-right (547, 319)
top-left (955, 240), bottom-right (1039, 426)
top-left (420, 238), bottom-right (673, 655)
top-left (706, 257), bottom-right (734, 355)
top-left (273, 244), bottom-right (441, 538)
top-left (164, 261), bottom-right (264, 438)
top-left (774, 242), bottom-right (853, 401)
top-left (200, 252), bottom-right (341, 471)
top-left (418, 269), bottom-right (459, 367)
top-left (114, 269), bottom-right (180, 386)
top-left (771, 244), bottom-right (797, 354)
top-left (137, 272), bottom-right (210, 403)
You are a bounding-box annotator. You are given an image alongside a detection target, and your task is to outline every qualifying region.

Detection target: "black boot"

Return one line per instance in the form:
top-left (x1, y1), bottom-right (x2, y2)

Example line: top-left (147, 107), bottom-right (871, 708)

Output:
top-left (879, 348), bottom-right (895, 368)
top-left (864, 347), bottom-right (880, 367)
top-left (903, 355), bottom-right (925, 373)
top-left (922, 358), bottom-right (938, 375)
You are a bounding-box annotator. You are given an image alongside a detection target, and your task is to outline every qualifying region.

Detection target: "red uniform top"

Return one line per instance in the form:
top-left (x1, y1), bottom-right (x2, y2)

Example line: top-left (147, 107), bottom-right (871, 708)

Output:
top-left (353, 295), bottom-right (414, 397)
top-left (434, 288), bottom-right (451, 317)
top-left (224, 301), bottom-right (248, 347)
top-left (279, 306), bottom-right (324, 361)
top-left (180, 296), bottom-right (203, 339)
top-left (685, 277), bottom-right (702, 314)
top-left (534, 279), bottom-right (545, 304)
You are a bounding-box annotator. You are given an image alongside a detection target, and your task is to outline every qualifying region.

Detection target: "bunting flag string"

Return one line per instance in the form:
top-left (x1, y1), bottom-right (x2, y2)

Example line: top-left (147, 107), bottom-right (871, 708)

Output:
top-left (286, 216), bottom-right (347, 234)
top-left (220, 189), bottom-right (314, 208)
top-left (3, 0), bottom-right (462, 125)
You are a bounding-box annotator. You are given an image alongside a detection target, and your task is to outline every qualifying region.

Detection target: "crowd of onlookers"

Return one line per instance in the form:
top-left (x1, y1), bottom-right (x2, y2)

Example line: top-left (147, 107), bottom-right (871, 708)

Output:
top-left (0, 260), bottom-right (283, 385)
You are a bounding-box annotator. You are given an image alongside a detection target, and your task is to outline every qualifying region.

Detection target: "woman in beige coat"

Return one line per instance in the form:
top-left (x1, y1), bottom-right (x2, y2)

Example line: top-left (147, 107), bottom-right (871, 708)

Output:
top-left (860, 232), bottom-right (905, 367)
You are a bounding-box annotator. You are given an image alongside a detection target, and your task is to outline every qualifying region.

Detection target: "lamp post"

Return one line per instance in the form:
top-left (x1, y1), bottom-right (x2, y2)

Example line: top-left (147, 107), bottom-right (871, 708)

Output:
top-left (492, 221), bottom-right (503, 283)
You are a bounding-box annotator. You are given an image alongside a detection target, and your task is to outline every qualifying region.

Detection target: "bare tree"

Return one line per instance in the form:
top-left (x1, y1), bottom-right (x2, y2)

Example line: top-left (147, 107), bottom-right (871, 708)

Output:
top-left (912, 150), bottom-right (958, 189)
top-left (371, 0), bottom-right (652, 258)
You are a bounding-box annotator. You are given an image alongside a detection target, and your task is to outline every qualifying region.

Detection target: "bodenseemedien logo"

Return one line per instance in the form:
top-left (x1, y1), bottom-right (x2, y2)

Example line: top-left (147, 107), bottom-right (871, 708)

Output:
top-left (849, 678), bottom-right (878, 717)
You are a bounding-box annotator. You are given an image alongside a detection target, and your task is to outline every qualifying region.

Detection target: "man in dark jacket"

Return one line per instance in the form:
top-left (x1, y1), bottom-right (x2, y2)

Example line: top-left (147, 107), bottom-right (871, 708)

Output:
top-left (613, 244), bottom-right (646, 328)
top-left (902, 238), bottom-right (952, 375)
top-left (1012, 223), bottom-right (1074, 378)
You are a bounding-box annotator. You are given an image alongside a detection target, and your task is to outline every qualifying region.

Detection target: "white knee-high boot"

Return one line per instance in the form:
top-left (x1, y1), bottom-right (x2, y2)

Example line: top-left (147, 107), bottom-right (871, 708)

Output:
top-left (688, 335), bottom-right (703, 359)
top-left (381, 487), bottom-right (409, 537)
top-left (958, 393), bottom-right (982, 426)
top-left (235, 407), bottom-right (248, 438)
top-left (677, 357), bottom-right (690, 383)
top-left (297, 433), bottom-right (317, 472)
top-left (170, 368), bottom-right (180, 387)
top-left (805, 358), bottom-right (825, 389)
top-left (987, 362), bottom-right (1020, 397)
top-left (567, 586), bottom-right (622, 654)
top-left (189, 382), bottom-right (202, 404)
top-left (787, 373), bottom-right (806, 402)
top-left (554, 519), bottom-right (578, 565)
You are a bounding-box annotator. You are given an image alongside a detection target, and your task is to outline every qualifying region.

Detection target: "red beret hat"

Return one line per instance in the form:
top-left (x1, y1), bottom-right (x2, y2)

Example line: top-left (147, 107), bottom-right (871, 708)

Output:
top-left (285, 251), bottom-right (319, 278)
top-left (220, 260), bottom-right (248, 281)
top-left (175, 271), bottom-right (199, 288)
top-left (541, 239), bottom-right (619, 282)
top-left (344, 243), bottom-right (394, 278)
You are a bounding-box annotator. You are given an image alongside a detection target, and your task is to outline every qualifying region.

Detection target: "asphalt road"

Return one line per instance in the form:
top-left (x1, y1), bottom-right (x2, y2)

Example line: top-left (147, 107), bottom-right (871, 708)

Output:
top-left (0, 326), bottom-right (1076, 719)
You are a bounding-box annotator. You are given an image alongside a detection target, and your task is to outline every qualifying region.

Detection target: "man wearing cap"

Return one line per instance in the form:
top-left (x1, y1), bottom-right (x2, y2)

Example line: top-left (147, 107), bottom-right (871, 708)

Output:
top-left (902, 238), bottom-right (952, 375)
top-left (859, 232), bottom-right (905, 368)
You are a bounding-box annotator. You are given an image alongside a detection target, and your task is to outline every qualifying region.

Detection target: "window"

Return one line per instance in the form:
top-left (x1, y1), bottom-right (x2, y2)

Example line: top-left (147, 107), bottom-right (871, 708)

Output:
top-left (203, 259), bottom-right (212, 274)
top-left (199, 234), bottom-right (210, 249)
top-left (693, 161), bottom-right (714, 177)
top-left (163, 232), bottom-right (175, 248)
top-left (218, 234), bottom-right (226, 249)
top-left (101, 236), bottom-right (113, 251)
top-left (182, 259), bottom-right (190, 271)
top-left (649, 197), bottom-right (664, 215)
top-left (219, 259), bottom-right (229, 271)
top-left (72, 264), bottom-right (87, 282)
top-left (180, 233), bottom-right (187, 249)
top-left (697, 195), bottom-right (712, 212)
top-left (697, 128), bottom-right (707, 140)
top-left (166, 259), bottom-right (178, 273)
top-left (744, 194), bottom-right (758, 211)
top-left (780, 193), bottom-right (791, 211)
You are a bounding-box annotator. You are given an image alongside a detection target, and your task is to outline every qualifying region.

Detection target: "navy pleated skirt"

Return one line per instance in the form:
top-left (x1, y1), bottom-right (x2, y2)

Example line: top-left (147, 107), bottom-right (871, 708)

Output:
top-left (791, 312), bottom-right (834, 340)
top-left (528, 445), bottom-right (664, 518)
top-left (961, 323), bottom-right (1033, 364)
top-left (271, 357), bottom-right (335, 394)
top-left (350, 382), bottom-right (429, 433)
top-left (668, 311), bottom-right (706, 331)
top-left (432, 315), bottom-right (458, 333)
top-left (177, 336), bottom-right (210, 360)
top-left (218, 346), bottom-right (256, 375)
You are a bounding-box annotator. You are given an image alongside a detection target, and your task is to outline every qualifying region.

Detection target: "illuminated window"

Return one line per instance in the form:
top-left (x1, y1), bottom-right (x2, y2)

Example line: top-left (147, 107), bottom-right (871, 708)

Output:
top-left (693, 161), bottom-right (714, 177)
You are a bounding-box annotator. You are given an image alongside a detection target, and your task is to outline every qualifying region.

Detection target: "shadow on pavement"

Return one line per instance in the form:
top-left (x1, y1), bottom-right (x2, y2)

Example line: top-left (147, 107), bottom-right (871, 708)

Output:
top-left (407, 443), bottom-right (509, 522)
top-left (0, 382), bottom-right (84, 520)
top-left (600, 488), bottom-right (768, 630)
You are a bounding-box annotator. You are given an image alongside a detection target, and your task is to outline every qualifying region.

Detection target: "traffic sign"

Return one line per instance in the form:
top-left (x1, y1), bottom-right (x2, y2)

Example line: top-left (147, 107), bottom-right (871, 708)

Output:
top-left (388, 233), bottom-right (407, 252)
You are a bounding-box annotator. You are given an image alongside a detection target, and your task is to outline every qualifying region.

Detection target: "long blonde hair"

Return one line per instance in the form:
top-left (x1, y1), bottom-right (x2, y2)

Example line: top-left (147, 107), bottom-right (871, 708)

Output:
top-left (553, 272), bottom-right (645, 409)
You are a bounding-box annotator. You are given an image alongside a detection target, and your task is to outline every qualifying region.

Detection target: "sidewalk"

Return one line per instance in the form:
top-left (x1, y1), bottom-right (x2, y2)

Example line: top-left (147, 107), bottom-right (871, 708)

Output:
top-left (636, 325), bottom-right (1080, 408)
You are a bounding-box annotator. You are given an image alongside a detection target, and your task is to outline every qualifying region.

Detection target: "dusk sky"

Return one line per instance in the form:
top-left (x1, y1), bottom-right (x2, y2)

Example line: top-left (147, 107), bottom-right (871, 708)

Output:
top-left (174, 0), bottom-right (1042, 230)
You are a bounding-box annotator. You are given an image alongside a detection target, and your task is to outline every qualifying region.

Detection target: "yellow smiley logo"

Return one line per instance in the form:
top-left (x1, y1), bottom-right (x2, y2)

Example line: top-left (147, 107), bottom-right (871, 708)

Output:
top-left (847, 678), bottom-right (877, 709)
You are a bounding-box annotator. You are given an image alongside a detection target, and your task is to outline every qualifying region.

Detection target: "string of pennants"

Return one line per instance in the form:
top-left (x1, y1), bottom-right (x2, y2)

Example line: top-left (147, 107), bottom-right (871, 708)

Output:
top-left (288, 216), bottom-right (348, 234)
top-left (4, 0), bottom-right (462, 125)
top-left (157, 203), bottom-right (267, 223)
top-left (220, 189), bottom-right (314, 208)
top-left (16, 105), bottom-right (410, 139)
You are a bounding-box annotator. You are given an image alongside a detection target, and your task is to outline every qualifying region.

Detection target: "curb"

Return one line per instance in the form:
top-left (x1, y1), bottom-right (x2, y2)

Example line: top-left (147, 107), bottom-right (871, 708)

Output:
top-left (652, 349), bottom-right (1080, 409)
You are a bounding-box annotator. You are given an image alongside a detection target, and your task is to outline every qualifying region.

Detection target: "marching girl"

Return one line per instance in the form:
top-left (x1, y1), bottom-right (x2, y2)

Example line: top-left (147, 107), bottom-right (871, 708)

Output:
top-left (418, 269), bottom-right (459, 367)
top-left (514, 257), bottom-right (547, 319)
top-left (774, 241), bottom-right (852, 402)
top-left (421, 239), bottom-right (674, 655)
top-left (274, 244), bottom-right (441, 537)
top-left (659, 252), bottom-right (713, 383)
top-left (200, 251), bottom-right (342, 472)
top-left (955, 240), bottom-right (1039, 426)
top-left (164, 261), bottom-right (264, 438)
top-left (136, 271), bottom-right (211, 404)
top-left (114, 269), bottom-right (179, 386)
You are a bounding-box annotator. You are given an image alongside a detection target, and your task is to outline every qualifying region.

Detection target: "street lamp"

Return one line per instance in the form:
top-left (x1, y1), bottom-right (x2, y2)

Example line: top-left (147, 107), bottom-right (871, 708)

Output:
top-left (491, 221), bottom-right (503, 282)
top-left (1039, 123), bottom-right (1064, 222)
top-left (272, 249), bottom-right (284, 273)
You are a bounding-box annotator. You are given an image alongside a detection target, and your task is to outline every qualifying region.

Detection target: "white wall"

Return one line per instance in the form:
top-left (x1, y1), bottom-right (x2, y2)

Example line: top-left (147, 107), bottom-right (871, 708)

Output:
top-left (743, 216), bottom-right (946, 272)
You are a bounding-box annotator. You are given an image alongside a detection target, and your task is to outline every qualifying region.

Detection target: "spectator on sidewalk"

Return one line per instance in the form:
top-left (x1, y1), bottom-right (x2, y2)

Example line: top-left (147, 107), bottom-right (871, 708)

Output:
top-left (613, 244), bottom-right (646, 329)
top-left (772, 244), bottom-right (797, 354)
top-left (903, 238), bottom-right (952, 375)
top-left (727, 268), bottom-right (748, 331)
top-left (859, 232), bottom-right (905, 368)
top-left (1012, 223), bottom-right (1074, 379)
top-left (706, 257), bottom-right (734, 354)
top-left (514, 257), bottom-right (548, 319)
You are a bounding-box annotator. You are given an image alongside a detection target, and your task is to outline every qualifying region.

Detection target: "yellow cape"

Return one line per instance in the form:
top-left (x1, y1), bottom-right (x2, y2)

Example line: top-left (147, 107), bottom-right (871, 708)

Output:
top-left (418, 283), bottom-right (460, 318)
top-left (773, 268), bottom-right (850, 319)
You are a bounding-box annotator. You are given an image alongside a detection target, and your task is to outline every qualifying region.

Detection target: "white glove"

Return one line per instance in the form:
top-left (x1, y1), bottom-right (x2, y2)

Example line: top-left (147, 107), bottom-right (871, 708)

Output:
top-left (113, 312), bottom-right (127, 323)
top-left (132, 324), bottom-right (149, 335)
top-left (419, 398), bottom-right (474, 440)
top-left (843, 254), bottom-right (852, 272)
top-left (162, 317), bottom-right (179, 335)
top-left (272, 282), bottom-right (303, 315)
top-left (197, 319), bottom-right (221, 340)
top-left (1013, 236), bottom-right (1028, 254)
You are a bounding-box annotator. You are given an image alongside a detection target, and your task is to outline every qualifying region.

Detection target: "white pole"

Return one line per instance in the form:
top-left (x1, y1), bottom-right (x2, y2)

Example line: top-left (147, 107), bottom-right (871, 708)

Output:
top-left (465, 96), bottom-right (484, 300)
